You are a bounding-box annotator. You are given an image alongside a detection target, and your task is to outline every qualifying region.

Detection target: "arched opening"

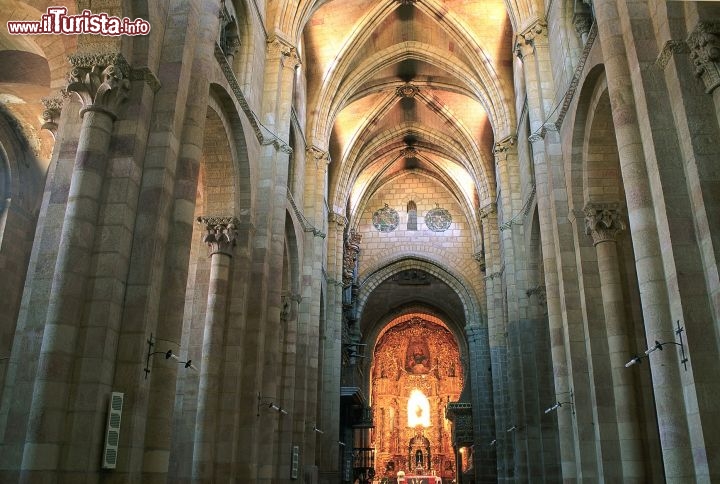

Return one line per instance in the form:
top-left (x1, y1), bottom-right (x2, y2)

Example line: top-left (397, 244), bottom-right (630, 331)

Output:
top-left (370, 313), bottom-right (462, 480)
top-left (169, 98), bottom-right (251, 481)
top-left (568, 72), bottom-right (664, 481)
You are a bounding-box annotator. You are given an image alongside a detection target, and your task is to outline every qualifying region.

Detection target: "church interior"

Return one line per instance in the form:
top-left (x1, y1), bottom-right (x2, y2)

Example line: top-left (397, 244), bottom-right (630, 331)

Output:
top-left (0, 0), bottom-right (719, 482)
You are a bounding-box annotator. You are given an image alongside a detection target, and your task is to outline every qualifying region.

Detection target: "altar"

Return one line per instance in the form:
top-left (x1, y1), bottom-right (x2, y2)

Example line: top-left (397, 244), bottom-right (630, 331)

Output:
top-left (396, 475), bottom-right (441, 484)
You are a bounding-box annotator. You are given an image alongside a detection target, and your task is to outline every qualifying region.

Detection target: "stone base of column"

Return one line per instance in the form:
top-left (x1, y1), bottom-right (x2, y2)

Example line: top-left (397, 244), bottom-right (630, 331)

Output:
top-left (304, 465), bottom-right (319, 484)
top-left (319, 470), bottom-right (340, 484)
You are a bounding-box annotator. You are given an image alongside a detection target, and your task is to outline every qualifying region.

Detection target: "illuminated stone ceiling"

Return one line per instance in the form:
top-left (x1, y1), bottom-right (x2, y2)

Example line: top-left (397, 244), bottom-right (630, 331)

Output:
top-left (302, 0), bottom-right (515, 225)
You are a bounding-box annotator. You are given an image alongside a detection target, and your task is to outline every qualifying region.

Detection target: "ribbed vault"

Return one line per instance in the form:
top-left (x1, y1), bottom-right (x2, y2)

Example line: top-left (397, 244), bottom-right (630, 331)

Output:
top-left (298, 0), bottom-right (514, 240)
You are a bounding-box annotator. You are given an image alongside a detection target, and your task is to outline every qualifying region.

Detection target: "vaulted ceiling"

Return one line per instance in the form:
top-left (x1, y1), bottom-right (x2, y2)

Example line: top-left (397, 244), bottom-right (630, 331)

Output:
top-left (301, 0), bottom-right (516, 223)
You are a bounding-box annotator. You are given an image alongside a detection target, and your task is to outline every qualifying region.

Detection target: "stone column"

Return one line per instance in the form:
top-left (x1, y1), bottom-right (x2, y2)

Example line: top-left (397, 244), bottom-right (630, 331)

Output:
top-left (490, 138), bottom-right (518, 483)
top-left (322, 211), bottom-right (346, 484)
top-left (516, 26), bottom-right (591, 481)
top-left (297, 146), bottom-right (329, 482)
top-left (584, 204), bottom-right (645, 482)
top-left (465, 324), bottom-right (496, 484)
top-left (479, 202), bottom-right (507, 481)
top-left (20, 52), bottom-right (129, 479)
top-left (192, 217), bottom-right (237, 483)
top-left (251, 36), bottom-right (300, 483)
top-left (593, 0), bottom-right (696, 481)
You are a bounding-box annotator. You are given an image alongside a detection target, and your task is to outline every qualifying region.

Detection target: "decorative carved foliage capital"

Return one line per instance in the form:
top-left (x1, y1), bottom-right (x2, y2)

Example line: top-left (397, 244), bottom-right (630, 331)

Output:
top-left (396, 83), bottom-right (419, 98)
top-left (572, 12), bottom-right (592, 38)
top-left (67, 51), bottom-right (131, 120)
top-left (688, 22), bottom-right (720, 94)
top-left (584, 203), bottom-right (625, 245)
top-left (41, 95), bottom-right (64, 135)
top-left (198, 216), bottom-right (239, 256)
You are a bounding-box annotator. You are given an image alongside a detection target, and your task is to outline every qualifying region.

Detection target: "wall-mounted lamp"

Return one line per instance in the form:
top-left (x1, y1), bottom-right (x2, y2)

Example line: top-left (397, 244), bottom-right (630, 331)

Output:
top-left (489, 439), bottom-right (497, 446)
top-left (625, 321), bottom-right (688, 371)
top-left (544, 401), bottom-right (574, 414)
top-left (338, 441), bottom-right (346, 447)
top-left (257, 393), bottom-right (288, 416)
top-left (312, 425), bottom-right (324, 434)
top-left (506, 426), bottom-right (518, 433)
top-left (166, 350), bottom-right (197, 370)
top-left (144, 333), bottom-right (197, 379)
top-left (545, 390), bottom-right (574, 414)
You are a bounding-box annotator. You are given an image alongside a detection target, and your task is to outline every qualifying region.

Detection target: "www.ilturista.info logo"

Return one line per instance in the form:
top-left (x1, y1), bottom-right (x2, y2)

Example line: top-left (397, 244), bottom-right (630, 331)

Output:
top-left (7, 7), bottom-right (150, 36)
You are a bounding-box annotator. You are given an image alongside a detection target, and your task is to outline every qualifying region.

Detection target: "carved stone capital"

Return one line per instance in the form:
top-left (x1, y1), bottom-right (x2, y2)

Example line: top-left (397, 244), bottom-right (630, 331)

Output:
top-left (479, 202), bottom-right (496, 219)
top-left (493, 136), bottom-right (516, 154)
top-left (306, 146), bottom-right (330, 172)
top-left (396, 83), bottom-right (419, 98)
top-left (267, 36), bottom-right (300, 69)
top-left (305, 146), bottom-right (331, 177)
top-left (41, 95), bottom-right (64, 135)
top-left (584, 203), bottom-right (625, 245)
top-left (516, 19), bottom-right (547, 58)
top-left (473, 251), bottom-right (486, 272)
top-left (573, 13), bottom-right (592, 38)
top-left (483, 265), bottom-right (504, 281)
top-left (198, 216), bottom-right (239, 256)
top-left (515, 34), bottom-right (534, 59)
top-left (67, 52), bottom-right (131, 120)
top-left (329, 211), bottom-right (347, 228)
top-left (523, 19), bottom-right (547, 41)
top-left (528, 133), bottom-right (543, 144)
top-left (526, 285), bottom-right (547, 306)
top-left (687, 22), bottom-right (720, 94)
top-left (130, 66), bottom-right (161, 93)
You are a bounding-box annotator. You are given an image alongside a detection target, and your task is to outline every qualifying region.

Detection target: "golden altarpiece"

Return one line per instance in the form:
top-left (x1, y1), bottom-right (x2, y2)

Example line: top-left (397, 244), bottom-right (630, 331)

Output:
top-left (370, 316), bottom-right (463, 480)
